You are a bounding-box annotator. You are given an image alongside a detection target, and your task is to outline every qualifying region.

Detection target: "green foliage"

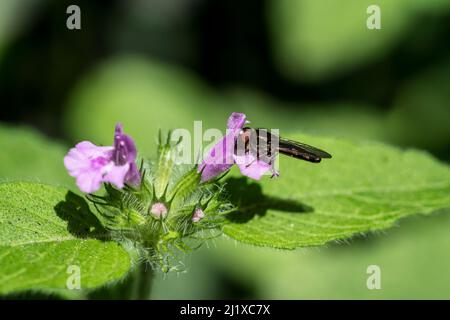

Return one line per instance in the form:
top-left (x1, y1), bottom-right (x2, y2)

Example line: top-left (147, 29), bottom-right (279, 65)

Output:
top-left (0, 124), bottom-right (72, 187)
top-left (1, 119), bottom-right (450, 298)
top-left (0, 0), bottom-right (42, 60)
top-left (225, 89), bottom-right (388, 141)
top-left (63, 57), bottom-right (295, 158)
top-left (223, 134), bottom-right (450, 248)
top-left (0, 182), bottom-right (131, 294)
top-left (1, 0), bottom-right (450, 301)
top-left (63, 56), bottom-right (227, 157)
top-left (211, 211), bottom-right (450, 299)
top-left (387, 62), bottom-right (450, 151)
top-left (267, 0), bottom-right (450, 81)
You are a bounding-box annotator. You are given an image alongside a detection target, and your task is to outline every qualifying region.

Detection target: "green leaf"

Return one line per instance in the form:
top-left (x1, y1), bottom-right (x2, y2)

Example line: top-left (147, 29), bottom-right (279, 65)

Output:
top-left (0, 182), bottom-right (131, 294)
top-left (0, 124), bottom-right (72, 187)
top-left (212, 211), bottom-right (450, 299)
top-left (223, 134), bottom-right (450, 249)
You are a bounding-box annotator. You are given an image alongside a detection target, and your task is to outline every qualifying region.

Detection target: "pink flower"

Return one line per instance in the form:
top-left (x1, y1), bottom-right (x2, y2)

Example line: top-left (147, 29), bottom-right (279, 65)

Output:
top-left (233, 153), bottom-right (272, 180)
top-left (192, 208), bottom-right (205, 222)
top-left (198, 112), bottom-right (274, 182)
top-left (150, 202), bottom-right (168, 219)
top-left (64, 123), bottom-right (141, 193)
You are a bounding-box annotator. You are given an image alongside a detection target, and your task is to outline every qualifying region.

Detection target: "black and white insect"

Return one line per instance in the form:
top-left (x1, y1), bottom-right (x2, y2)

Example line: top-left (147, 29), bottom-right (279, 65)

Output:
top-left (235, 127), bottom-right (332, 176)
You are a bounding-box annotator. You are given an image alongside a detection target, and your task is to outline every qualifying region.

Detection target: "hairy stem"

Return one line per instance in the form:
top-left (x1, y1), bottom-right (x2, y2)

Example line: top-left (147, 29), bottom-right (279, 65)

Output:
top-left (87, 261), bottom-right (154, 300)
top-left (134, 262), bottom-right (154, 300)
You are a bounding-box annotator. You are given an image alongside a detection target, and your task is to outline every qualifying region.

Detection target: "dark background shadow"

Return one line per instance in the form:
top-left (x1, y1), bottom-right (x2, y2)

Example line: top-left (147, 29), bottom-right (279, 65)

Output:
top-left (54, 191), bottom-right (108, 239)
top-left (224, 177), bottom-right (313, 223)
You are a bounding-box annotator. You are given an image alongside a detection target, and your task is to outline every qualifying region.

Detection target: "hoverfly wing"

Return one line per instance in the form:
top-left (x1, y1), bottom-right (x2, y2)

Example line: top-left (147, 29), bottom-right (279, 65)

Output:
top-left (278, 138), bottom-right (332, 163)
top-left (239, 128), bottom-right (332, 163)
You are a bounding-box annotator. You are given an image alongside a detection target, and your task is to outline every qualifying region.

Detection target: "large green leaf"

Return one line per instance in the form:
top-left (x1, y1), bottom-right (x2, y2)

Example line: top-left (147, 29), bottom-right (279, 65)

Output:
top-left (212, 211), bottom-right (450, 299)
top-left (152, 210), bottom-right (450, 299)
top-left (0, 182), bottom-right (131, 294)
top-left (223, 134), bottom-right (450, 248)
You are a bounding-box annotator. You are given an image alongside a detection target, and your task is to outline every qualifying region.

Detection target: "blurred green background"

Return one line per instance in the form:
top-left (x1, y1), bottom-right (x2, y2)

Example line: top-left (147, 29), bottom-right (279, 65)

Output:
top-left (0, 0), bottom-right (450, 299)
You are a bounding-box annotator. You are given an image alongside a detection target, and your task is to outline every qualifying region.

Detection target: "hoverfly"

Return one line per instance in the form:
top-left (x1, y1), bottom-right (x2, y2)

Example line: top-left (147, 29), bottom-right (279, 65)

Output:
top-left (235, 127), bottom-right (332, 175)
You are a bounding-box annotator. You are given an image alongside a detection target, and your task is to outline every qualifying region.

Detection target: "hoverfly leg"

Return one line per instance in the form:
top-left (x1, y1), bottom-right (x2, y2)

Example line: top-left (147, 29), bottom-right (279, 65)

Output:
top-left (245, 158), bottom-right (256, 169)
top-left (270, 169), bottom-right (280, 179)
top-left (269, 158), bottom-right (279, 179)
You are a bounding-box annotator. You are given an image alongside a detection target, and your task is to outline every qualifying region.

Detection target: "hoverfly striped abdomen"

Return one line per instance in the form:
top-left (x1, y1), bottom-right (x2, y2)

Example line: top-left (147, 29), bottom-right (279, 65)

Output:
top-left (235, 128), bottom-right (279, 165)
top-left (236, 127), bottom-right (331, 164)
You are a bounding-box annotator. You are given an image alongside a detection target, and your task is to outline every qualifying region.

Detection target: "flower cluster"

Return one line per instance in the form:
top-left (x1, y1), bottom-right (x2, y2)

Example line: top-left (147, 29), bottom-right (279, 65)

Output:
top-left (64, 124), bottom-right (235, 271)
top-left (65, 113), bottom-right (278, 194)
top-left (63, 113), bottom-right (278, 271)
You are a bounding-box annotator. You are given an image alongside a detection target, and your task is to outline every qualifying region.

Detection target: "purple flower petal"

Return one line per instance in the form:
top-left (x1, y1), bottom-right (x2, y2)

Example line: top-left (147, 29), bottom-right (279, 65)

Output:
top-left (233, 153), bottom-right (271, 180)
top-left (199, 133), bottom-right (236, 182)
top-left (199, 162), bottom-right (234, 183)
top-left (199, 113), bottom-right (247, 182)
top-left (113, 123), bottom-right (137, 165)
top-left (75, 171), bottom-right (104, 194)
top-left (227, 112), bottom-right (246, 133)
top-left (112, 123), bottom-right (141, 186)
top-left (64, 124), bottom-right (141, 193)
top-left (64, 141), bottom-right (113, 175)
top-left (103, 163), bottom-right (130, 189)
top-left (125, 162), bottom-right (142, 186)
top-left (64, 142), bottom-right (114, 193)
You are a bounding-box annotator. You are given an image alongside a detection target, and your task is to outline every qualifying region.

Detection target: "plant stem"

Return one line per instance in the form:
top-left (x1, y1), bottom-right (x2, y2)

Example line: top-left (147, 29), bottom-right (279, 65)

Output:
top-left (134, 262), bottom-right (154, 300)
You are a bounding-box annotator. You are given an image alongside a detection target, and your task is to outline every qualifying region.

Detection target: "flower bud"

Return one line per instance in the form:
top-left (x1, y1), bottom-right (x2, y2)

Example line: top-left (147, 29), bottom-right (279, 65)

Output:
top-left (150, 202), bottom-right (168, 219)
top-left (192, 208), bottom-right (205, 222)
